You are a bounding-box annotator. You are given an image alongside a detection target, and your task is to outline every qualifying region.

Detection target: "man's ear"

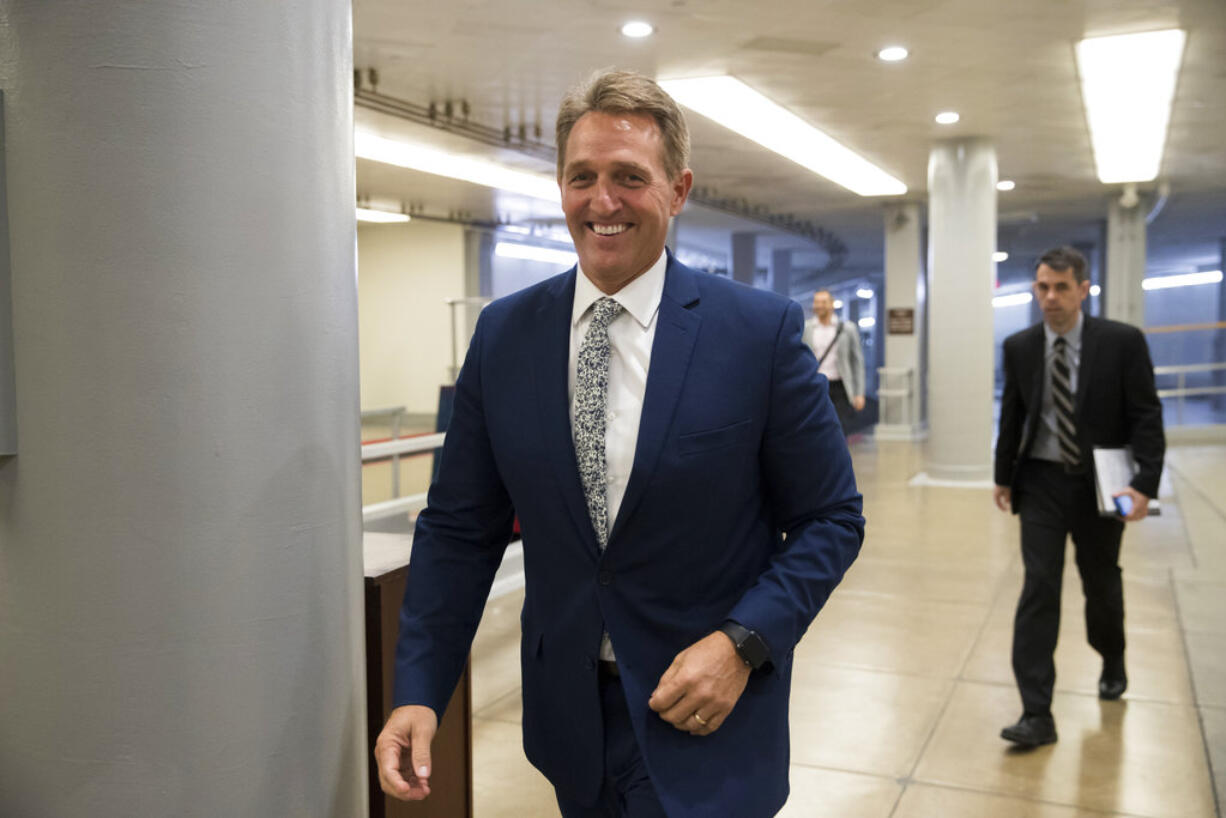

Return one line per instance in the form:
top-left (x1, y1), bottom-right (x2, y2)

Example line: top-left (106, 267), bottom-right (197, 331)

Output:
top-left (671, 169), bottom-right (694, 216)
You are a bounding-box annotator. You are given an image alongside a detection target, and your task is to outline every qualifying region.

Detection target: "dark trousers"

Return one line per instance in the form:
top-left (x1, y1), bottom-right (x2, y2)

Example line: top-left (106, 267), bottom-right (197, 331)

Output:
top-left (828, 380), bottom-right (855, 435)
top-left (555, 666), bottom-right (668, 818)
top-left (1012, 459), bottom-right (1126, 716)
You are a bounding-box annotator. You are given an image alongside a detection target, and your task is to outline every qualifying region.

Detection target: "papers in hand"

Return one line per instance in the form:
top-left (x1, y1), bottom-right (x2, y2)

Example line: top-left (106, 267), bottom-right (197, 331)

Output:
top-left (1092, 447), bottom-right (1160, 518)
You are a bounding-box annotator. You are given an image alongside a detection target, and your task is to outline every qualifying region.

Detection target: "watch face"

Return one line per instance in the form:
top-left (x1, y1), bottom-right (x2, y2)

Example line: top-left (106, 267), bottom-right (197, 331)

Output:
top-left (740, 632), bottom-right (770, 669)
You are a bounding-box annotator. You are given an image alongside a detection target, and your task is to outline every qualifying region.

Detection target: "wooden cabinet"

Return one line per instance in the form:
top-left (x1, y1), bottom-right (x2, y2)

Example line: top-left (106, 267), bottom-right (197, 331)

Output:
top-left (365, 534), bottom-right (473, 818)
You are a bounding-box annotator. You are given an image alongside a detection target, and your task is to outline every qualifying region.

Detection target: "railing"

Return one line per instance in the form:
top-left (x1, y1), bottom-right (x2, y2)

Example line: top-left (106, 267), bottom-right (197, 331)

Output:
top-left (1153, 363), bottom-right (1226, 426)
top-left (360, 432), bottom-right (445, 524)
top-left (444, 296), bottom-right (492, 382)
top-left (361, 406), bottom-right (407, 495)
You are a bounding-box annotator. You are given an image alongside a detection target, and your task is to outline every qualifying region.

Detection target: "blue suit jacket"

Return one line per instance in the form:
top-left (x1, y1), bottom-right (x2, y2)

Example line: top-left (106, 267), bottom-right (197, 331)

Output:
top-left (394, 255), bottom-right (864, 818)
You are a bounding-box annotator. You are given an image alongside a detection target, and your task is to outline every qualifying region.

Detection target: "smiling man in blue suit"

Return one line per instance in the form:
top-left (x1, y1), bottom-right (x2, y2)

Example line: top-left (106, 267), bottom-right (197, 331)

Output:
top-left (375, 70), bottom-right (865, 818)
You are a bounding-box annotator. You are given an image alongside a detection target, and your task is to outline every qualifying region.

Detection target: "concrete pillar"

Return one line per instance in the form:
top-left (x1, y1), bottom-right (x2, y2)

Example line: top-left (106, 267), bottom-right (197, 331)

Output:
top-left (1105, 198), bottom-right (1147, 327)
top-left (880, 202), bottom-right (924, 438)
top-left (1216, 239), bottom-right (1226, 413)
top-left (731, 231), bottom-right (756, 286)
top-left (924, 140), bottom-right (997, 482)
top-left (0, 4), bottom-right (366, 817)
top-left (771, 248), bottom-right (793, 296)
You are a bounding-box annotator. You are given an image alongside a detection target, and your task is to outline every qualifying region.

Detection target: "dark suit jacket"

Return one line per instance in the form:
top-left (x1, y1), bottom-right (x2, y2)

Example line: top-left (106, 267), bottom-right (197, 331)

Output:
top-left (994, 314), bottom-right (1165, 502)
top-left (393, 255), bottom-right (864, 818)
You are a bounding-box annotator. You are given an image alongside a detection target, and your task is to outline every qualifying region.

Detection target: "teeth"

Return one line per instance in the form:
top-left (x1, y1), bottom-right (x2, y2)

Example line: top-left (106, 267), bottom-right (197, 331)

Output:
top-left (592, 223), bottom-right (628, 236)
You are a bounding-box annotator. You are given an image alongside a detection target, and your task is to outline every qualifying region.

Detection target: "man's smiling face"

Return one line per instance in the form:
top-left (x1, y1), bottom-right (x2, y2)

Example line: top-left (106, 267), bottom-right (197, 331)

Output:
top-left (560, 111), bottom-right (692, 293)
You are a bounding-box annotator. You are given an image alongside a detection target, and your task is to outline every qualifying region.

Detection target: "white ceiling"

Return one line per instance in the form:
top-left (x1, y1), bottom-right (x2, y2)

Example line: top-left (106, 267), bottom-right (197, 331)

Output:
top-left (352, 0), bottom-right (1226, 281)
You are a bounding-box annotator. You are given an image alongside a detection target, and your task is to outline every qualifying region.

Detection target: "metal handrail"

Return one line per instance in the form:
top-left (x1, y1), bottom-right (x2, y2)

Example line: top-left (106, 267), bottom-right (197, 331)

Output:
top-left (361, 432), bottom-right (446, 461)
top-left (361, 405), bottom-right (407, 495)
top-left (1152, 363), bottom-right (1226, 425)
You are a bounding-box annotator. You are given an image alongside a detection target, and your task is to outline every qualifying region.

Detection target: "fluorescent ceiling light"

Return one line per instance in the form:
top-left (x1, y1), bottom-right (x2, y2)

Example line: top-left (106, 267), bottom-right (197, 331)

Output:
top-left (659, 76), bottom-right (906, 197)
top-left (856, 287), bottom-right (874, 299)
top-left (876, 46), bottom-right (908, 62)
top-left (1076, 29), bottom-right (1186, 183)
top-left (992, 251), bottom-right (1009, 263)
top-left (355, 130), bottom-right (560, 204)
top-left (858, 317), bottom-right (876, 329)
top-left (996, 180), bottom-right (1016, 191)
top-left (621, 21), bottom-right (654, 38)
top-left (495, 242), bottom-right (577, 266)
top-left (1090, 284), bottom-right (1102, 296)
top-left (934, 111), bottom-right (960, 125)
top-left (357, 207), bottom-right (410, 223)
top-left (992, 292), bottom-right (1033, 308)
top-left (1141, 270), bottom-right (1222, 290)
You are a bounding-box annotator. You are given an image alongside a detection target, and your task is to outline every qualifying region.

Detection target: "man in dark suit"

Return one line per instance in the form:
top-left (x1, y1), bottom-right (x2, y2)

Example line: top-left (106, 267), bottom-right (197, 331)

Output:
top-left (374, 70), bottom-right (864, 817)
top-left (993, 246), bottom-right (1164, 747)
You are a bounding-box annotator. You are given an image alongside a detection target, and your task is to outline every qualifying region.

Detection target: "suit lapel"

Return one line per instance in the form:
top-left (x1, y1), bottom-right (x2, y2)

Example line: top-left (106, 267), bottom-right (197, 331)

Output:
top-left (608, 256), bottom-right (701, 544)
top-left (1075, 314), bottom-right (1096, 415)
top-left (530, 269), bottom-right (601, 554)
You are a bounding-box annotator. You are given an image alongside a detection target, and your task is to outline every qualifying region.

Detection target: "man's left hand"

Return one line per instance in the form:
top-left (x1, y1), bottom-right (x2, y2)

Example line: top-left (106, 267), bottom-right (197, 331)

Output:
top-left (648, 631), bottom-right (751, 737)
top-left (852, 395), bottom-right (866, 412)
top-left (1113, 487), bottom-right (1150, 522)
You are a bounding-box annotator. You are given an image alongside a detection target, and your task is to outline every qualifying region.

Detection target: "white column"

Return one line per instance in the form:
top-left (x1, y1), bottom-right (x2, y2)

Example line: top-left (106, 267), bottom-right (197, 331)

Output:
top-left (879, 202), bottom-right (924, 439)
top-left (0, 4), bottom-right (366, 817)
top-left (1105, 197), bottom-right (1148, 327)
top-left (924, 140), bottom-right (997, 483)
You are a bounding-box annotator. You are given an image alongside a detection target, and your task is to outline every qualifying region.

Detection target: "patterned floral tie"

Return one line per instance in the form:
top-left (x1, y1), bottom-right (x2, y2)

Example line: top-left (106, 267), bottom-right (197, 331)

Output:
top-left (575, 297), bottom-right (624, 548)
top-left (1052, 336), bottom-right (1080, 467)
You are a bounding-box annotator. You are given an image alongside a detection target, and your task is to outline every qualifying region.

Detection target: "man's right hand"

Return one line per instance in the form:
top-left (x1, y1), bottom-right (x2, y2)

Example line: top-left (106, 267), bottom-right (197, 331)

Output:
top-left (374, 704), bottom-right (438, 801)
top-left (993, 485), bottom-right (1011, 512)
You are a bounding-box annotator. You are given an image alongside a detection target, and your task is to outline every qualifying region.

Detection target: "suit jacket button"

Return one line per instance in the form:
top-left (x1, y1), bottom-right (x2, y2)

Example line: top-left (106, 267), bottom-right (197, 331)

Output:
top-left (598, 570), bottom-right (613, 586)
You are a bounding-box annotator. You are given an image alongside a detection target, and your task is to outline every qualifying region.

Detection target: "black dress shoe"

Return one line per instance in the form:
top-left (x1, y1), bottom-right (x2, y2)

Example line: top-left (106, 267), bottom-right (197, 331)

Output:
top-left (1000, 713), bottom-right (1057, 747)
top-left (1099, 656), bottom-right (1127, 700)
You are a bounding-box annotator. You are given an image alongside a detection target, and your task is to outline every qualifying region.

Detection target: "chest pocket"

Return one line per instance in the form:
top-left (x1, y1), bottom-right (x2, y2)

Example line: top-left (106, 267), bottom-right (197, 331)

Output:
top-left (678, 418), bottom-right (752, 456)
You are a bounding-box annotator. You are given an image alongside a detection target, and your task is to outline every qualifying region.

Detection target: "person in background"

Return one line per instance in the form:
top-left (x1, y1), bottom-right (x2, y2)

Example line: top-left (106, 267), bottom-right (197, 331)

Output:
top-left (993, 245), bottom-right (1164, 747)
top-left (806, 289), bottom-right (866, 435)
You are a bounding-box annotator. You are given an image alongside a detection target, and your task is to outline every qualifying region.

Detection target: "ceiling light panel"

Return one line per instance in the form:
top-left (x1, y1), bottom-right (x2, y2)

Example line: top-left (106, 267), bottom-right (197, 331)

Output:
top-left (660, 76), bottom-right (906, 197)
top-left (357, 207), bottom-right (410, 223)
top-left (355, 129), bottom-right (560, 204)
top-left (621, 21), bottom-right (654, 38)
top-left (1076, 29), bottom-right (1186, 184)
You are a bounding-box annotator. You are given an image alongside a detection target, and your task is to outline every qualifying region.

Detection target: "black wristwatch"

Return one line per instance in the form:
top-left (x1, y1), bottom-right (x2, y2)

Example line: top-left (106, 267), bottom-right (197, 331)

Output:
top-left (718, 620), bottom-right (772, 672)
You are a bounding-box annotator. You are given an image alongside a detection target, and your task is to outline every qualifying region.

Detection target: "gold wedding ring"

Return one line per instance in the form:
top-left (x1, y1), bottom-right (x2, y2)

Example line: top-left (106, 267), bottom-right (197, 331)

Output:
top-left (692, 712), bottom-right (708, 727)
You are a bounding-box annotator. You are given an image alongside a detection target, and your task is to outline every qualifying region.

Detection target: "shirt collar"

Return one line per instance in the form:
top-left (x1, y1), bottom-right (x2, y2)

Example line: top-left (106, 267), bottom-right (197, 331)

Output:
top-left (571, 250), bottom-right (667, 329)
top-left (1044, 310), bottom-right (1084, 350)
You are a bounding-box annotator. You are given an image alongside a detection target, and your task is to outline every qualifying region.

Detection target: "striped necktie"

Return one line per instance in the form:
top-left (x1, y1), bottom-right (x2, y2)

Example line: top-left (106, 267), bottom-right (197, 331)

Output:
top-left (1051, 336), bottom-right (1080, 467)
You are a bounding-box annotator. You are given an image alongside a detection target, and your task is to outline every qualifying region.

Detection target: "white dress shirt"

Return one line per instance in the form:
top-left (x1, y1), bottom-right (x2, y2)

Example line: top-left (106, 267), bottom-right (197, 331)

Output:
top-left (568, 250), bottom-right (666, 661)
top-left (809, 319), bottom-right (842, 382)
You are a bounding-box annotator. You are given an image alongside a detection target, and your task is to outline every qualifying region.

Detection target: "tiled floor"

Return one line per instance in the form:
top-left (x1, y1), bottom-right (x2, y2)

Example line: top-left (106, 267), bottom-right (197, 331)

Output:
top-left (463, 440), bottom-right (1226, 817)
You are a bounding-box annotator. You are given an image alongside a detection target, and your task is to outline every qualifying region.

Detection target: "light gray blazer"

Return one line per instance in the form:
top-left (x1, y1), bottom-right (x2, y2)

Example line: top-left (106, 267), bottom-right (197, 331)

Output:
top-left (804, 316), bottom-right (865, 400)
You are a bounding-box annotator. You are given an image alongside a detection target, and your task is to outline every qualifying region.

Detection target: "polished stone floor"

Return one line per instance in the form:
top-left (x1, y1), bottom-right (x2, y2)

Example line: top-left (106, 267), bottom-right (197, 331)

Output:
top-left (458, 440), bottom-right (1226, 818)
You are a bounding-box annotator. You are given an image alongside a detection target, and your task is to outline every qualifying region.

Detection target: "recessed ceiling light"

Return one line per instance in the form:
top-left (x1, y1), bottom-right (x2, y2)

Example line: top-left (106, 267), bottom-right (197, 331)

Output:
top-left (996, 180), bottom-right (1016, 191)
top-left (992, 251), bottom-right (1009, 263)
top-left (1141, 270), bottom-right (1222, 290)
top-left (833, 299), bottom-right (844, 309)
top-left (934, 111), bottom-right (960, 125)
top-left (621, 21), bottom-right (654, 38)
top-left (856, 287), bottom-right (875, 299)
top-left (876, 46), bottom-right (909, 62)
top-left (356, 207), bottom-right (410, 223)
top-left (1076, 29), bottom-right (1186, 183)
top-left (659, 76), bottom-right (906, 196)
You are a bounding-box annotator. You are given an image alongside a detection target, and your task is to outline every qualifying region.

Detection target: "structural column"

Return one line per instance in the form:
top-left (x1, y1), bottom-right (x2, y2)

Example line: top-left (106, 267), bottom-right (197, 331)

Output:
top-left (1105, 197), bottom-right (1147, 327)
top-left (1216, 238), bottom-right (1226, 412)
top-left (731, 231), bottom-right (757, 286)
top-left (925, 140), bottom-right (997, 482)
top-left (0, 4), bottom-right (366, 817)
top-left (880, 202), bottom-right (924, 438)
top-left (771, 247), bottom-right (793, 296)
